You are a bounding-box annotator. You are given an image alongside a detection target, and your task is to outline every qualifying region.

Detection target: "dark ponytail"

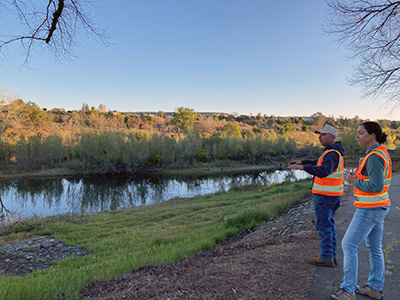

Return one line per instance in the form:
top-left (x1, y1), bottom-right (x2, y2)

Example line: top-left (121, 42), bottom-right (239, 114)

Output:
top-left (361, 121), bottom-right (387, 144)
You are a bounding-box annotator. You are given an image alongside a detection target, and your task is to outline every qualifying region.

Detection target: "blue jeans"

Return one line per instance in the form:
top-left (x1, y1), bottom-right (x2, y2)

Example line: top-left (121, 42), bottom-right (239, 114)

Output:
top-left (340, 206), bottom-right (390, 293)
top-left (314, 194), bottom-right (341, 260)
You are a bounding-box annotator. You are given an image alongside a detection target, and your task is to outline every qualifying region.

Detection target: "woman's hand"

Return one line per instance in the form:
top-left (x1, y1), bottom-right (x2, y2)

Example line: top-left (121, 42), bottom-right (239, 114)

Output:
top-left (344, 172), bottom-right (356, 185)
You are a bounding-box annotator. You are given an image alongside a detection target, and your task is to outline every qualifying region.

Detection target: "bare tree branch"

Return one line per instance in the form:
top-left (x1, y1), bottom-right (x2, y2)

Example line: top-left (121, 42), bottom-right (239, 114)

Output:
top-left (325, 0), bottom-right (400, 107)
top-left (46, 0), bottom-right (64, 43)
top-left (0, 0), bottom-right (109, 64)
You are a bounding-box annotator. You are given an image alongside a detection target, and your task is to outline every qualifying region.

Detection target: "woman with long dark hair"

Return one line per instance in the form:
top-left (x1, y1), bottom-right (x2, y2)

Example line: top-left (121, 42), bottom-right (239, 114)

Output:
top-left (331, 122), bottom-right (391, 300)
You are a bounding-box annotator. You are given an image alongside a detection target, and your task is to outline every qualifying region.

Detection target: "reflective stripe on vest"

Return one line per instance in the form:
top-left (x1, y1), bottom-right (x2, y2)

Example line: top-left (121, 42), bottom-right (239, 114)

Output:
top-left (312, 149), bottom-right (344, 196)
top-left (354, 145), bottom-right (392, 208)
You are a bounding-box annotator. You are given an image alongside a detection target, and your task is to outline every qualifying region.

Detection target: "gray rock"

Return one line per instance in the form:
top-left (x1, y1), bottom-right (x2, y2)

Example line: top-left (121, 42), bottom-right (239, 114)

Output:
top-left (20, 245), bottom-right (40, 252)
top-left (41, 241), bottom-right (57, 248)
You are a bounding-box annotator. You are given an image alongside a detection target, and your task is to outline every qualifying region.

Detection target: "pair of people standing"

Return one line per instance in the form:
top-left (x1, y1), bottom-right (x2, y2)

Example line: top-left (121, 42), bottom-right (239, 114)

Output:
top-left (288, 122), bottom-right (391, 300)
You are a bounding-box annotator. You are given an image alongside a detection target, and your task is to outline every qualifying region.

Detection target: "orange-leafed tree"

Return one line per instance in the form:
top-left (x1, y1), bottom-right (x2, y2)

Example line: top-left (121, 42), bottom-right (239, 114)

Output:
top-left (0, 89), bottom-right (24, 140)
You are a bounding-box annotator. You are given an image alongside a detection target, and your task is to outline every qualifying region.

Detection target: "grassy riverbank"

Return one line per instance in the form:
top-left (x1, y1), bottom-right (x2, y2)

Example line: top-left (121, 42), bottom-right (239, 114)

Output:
top-left (0, 180), bottom-right (311, 300)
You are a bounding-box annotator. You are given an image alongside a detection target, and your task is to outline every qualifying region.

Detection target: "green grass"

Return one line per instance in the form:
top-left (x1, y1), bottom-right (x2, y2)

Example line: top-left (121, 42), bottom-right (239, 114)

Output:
top-left (0, 180), bottom-right (311, 300)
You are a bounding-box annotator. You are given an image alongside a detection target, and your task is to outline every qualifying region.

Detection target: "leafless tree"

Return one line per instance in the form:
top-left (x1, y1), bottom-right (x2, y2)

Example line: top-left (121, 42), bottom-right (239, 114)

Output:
top-left (325, 0), bottom-right (400, 107)
top-left (0, 0), bottom-right (108, 64)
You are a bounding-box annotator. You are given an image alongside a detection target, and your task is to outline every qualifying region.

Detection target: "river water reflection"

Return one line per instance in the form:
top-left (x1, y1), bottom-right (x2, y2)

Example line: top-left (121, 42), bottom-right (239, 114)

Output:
top-left (1, 169), bottom-right (312, 220)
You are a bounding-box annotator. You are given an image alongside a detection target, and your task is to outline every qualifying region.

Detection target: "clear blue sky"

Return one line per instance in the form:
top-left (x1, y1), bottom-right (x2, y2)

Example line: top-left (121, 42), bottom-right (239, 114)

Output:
top-left (0, 0), bottom-right (398, 120)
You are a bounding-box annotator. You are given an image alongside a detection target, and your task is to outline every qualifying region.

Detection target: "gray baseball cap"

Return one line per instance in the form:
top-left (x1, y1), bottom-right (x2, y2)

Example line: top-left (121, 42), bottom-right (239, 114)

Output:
top-left (315, 125), bottom-right (338, 138)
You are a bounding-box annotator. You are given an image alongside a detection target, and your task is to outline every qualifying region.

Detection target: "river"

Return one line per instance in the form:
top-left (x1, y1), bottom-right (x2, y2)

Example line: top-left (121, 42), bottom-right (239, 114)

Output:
top-left (0, 169), bottom-right (312, 222)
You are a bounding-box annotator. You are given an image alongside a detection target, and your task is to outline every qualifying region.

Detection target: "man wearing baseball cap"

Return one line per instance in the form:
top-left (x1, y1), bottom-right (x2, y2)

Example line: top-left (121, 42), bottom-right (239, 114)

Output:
top-left (288, 125), bottom-right (345, 267)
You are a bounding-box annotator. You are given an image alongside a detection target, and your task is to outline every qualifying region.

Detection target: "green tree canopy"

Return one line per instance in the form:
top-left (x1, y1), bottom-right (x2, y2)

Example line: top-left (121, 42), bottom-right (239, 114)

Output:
top-left (279, 123), bottom-right (296, 135)
top-left (22, 101), bottom-right (51, 130)
top-left (223, 123), bottom-right (242, 137)
top-left (171, 107), bottom-right (197, 132)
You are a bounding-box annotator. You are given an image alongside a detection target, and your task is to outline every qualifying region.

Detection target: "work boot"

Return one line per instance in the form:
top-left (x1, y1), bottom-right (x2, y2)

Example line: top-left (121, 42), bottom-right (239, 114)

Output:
top-left (309, 256), bottom-right (334, 267)
top-left (312, 254), bottom-right (338, 266)
top-left (356, 285), bottom-right (383, 300)
top-left (331, 288), bottom-right (355, 300)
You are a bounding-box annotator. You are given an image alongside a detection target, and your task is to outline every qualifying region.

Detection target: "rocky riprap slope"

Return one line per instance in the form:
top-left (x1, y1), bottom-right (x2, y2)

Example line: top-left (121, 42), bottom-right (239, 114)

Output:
top-left (0, 236), bottom-right (88, 276)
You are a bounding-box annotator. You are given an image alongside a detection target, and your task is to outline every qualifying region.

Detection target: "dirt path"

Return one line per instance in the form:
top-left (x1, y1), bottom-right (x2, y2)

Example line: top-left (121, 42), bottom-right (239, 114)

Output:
top-left (83, 196), bottom-right (320, 300)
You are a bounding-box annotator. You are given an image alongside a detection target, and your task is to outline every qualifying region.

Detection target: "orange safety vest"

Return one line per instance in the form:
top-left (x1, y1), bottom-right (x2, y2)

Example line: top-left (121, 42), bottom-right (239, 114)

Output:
top-left (354, 145), bottom-right (391, 208)
top-left (312, 149), bottom-right (344, 196)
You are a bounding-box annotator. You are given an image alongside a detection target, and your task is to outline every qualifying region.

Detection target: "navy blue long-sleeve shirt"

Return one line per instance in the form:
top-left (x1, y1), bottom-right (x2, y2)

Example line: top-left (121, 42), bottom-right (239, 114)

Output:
top-left (302, 142), bottom-right (345, 178)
